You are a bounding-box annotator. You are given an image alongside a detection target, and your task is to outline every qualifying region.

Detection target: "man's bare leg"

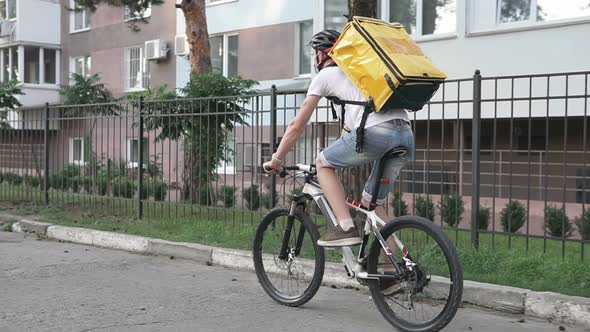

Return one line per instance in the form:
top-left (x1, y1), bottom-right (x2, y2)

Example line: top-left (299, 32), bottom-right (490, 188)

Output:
top-left (316, 158), bottom-right (355, 231)
top-left (361, 199), bottom-right (396, 272)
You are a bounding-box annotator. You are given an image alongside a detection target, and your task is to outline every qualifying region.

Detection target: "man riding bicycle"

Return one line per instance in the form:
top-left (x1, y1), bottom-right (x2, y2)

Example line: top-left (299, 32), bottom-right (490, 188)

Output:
top-left (263, 29), bottom-right (415, 247)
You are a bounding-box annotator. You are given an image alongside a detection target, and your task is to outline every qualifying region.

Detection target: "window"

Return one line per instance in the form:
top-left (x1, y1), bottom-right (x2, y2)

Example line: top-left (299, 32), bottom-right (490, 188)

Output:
top-left (69, 138), bottom-right (87, 165)
top-left (22, 47), bottom-right (58, 84)
top-left (43, 49), bottom-right (56, 84)
top-left (209, 34), bottom-right (239, 77)
top-left (125, 46), bottom-right (150, 91)
top-left (498, 0), bottom-right (590, 24)
top-left (324, 0), bottom-right (349, 31)
top-left (71, 0), bottom-right (91, 32)
top-left (388, 0), bottom-right (456, 36)
top-left (298, 21), bottom-right (313, 75)
top-left (127, 138), bottom-right (148, 167)
top-left (0, 0), bottom-right (16, 20)
top-left (1, 46), bottom-right (18, 82)
top-left (124, 3), bottom-right (151, 20)
top-left (24, 46), bottom-right (39, 84)
top-left (72, 56), bottom-right (91, 78)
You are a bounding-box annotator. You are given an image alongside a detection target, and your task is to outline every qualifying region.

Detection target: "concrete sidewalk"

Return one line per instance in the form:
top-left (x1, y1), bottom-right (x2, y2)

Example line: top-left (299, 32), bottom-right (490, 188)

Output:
top-left (2, 216), bottom-right (589, 329)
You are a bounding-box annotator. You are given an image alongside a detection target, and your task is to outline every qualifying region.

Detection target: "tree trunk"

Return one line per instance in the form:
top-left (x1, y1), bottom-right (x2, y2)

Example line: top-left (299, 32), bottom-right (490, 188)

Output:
top-left (348, 0), bottom-right (377, 20)
top-left (179, 0), bottom-right (211, 74)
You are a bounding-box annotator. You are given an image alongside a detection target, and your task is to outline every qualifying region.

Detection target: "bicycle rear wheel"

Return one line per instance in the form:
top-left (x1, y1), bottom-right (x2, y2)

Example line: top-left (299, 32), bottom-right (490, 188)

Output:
top-left (367, 216), bottom-right (463, 332)
top-left (253, 208), bottom-right (325, 307)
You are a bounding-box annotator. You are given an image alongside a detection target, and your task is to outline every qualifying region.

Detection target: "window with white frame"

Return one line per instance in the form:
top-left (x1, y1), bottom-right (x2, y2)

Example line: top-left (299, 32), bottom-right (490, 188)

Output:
top-left (387, 0), bottom-right (456, 36)
top-left (209, 34), bottom-right (239, 77)
top-left (1, 46), bottom-right (18, 82)
top-left (324, 0), bottom-right (455, 37)
top-left (127, 138), bottom-right (148, 167)
top-left (297, 20), bottom-right (313, 76)
top-left (207, 0), bottom-right (236, 5)
top-left (125, 46), bottom-right (150, 91)
top-left (498, 0), bottom-right (590, 24)
top-left (70, 0), bottom-right (91, 32)
top-left (71, 55), bottom-right (91, 78)
top-left (124, 3), bottom-right (151, 20)
top-left (69, 138), bottom-right (87, 165)
top-left (0, 0), bottom-right (16, 20)
top-left (23, 47), bottom-right (58, 84)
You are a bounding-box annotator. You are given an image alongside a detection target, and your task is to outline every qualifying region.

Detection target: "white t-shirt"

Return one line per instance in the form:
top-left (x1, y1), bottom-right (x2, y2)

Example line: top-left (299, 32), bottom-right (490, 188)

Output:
top-left (307, 66), bottom-right (409, 131)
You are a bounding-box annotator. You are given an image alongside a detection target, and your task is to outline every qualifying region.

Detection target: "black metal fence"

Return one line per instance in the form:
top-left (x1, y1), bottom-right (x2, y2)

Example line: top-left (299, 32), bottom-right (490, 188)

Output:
top-left (1, 70), bottom-right (589, 259)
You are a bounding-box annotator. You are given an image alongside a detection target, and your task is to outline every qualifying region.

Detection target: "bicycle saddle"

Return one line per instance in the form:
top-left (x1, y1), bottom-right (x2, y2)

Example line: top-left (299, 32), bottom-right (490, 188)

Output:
top-left (384, 146), bottom-right (408, 158)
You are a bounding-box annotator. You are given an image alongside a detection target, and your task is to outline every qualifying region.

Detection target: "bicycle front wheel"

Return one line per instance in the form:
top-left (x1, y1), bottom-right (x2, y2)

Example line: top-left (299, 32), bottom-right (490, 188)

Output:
top-left (253, 208), bottom-right (325, 307)
top-left (367, 216), bottom-right (463, 332)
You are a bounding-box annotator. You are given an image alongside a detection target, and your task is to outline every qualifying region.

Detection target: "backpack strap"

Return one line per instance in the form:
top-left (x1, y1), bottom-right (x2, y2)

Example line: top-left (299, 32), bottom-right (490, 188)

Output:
top-left (355, 98), bottom-right (375, 153)
top-left (326, 96), bottom-right (371, 134)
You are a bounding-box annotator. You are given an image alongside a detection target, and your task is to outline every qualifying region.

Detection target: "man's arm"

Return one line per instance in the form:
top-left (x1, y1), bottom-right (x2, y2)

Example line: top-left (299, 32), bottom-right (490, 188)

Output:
top-left (264, 95), bottom-right (321, 171)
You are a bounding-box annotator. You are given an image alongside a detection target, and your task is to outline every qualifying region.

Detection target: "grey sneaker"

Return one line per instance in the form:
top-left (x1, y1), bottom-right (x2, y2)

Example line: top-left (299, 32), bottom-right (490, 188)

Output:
top-left (317, 226), bottom-right (362, 247)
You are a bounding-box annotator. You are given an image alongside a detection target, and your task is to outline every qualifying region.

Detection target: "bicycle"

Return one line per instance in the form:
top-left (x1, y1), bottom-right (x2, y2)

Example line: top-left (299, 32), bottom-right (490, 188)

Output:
top-left (253, 147), bottom-right (463, 332)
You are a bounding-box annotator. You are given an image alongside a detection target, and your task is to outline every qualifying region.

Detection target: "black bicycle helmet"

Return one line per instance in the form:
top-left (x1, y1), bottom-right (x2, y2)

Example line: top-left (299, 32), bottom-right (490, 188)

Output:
top-left (309, 30), bottom-right (341, 51)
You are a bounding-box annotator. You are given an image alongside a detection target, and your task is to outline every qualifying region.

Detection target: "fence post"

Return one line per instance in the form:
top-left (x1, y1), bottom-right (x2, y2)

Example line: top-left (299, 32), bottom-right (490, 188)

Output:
top-left (471, 70), bottom-right (482, 249)
top-left (138, 97), bottom-right (145, 219)
top-left (270, 85), bottom-right (278, 208)
top-left (43, 103), bottom-right (49, 206)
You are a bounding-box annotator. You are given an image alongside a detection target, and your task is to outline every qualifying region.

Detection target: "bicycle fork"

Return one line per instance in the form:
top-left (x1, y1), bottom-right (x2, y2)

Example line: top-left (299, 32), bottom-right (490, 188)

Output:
top-left (278, 201), bottom-right (307, 260)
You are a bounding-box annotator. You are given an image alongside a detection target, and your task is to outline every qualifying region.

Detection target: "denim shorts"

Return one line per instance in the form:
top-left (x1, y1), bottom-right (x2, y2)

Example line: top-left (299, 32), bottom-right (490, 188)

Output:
top-left (318, 122), bottom-right (415, 205)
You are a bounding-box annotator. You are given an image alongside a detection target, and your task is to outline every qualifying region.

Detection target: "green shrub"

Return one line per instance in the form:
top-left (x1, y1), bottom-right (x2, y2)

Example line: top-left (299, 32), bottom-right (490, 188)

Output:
top-left (439, 192), bottom-right (465, 227)
top-left (112, 177), bottom-right (136, 198)
top-left (391, 191), bottom-right (408, 217)
top-left (500, 200), bottom-right (527, 233)
top-left (23, 175), bottom-right (40, 188)
top-left (478, 207), bottom-right (491, 230)
top-left (3, 172), bottom-right (22, 185)
top-left (68, 176), bottom-right (82, 193)
top-left (261, 191), bottom-right (276, 209)
top-left (198, 187), bottom-right (213, 206)
top-left (48, 174), bottom-right (66, 190)
top-left (152, 180), bottom-right (168, 201)
top-left (575, 209), bottom-right (590, 240)
top-left (0, 173), bottom-right (4, 183)
top-left (243, 184), bottom-right (261, 211)
top-left (415, 195), bottom-right (435, 221)
top-left (61, 164), bottom-right (82, 178)
top-left (544, 205), bottom-right (572, 238)
top-left (220, 186), bottom-right (237, 208)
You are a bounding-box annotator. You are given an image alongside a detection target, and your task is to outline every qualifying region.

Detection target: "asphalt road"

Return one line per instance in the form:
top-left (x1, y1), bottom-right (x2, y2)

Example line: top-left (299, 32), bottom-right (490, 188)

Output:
top-left (0, 231), bottom-right (582, 332)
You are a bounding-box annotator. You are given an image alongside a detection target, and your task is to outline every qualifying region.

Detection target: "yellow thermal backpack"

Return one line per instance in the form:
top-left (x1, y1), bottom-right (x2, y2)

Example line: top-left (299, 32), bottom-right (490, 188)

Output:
top-left (326, 16), bottom-right (447, 152)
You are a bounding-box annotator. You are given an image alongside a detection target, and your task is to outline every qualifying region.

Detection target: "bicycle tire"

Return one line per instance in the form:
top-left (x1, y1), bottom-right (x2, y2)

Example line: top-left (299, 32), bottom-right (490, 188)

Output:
top-left (253, 208), bottom-right (325, 307)
top-left (367, 215), bottom-right (463, 332)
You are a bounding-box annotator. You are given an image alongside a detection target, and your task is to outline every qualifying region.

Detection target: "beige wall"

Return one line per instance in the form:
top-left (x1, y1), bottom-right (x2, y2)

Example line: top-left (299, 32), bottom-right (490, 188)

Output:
top-left (61, 0), bottom-right (177, 97)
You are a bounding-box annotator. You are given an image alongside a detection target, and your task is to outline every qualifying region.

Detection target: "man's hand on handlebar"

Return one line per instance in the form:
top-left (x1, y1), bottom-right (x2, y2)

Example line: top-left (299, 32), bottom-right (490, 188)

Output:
top-left (263, 153), bottom-right (283, 175)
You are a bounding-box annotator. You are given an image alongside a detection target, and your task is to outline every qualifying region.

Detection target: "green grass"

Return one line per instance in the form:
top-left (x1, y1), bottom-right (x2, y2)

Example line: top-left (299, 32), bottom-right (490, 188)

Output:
top-left (1, 185), bottom-right (590, 297)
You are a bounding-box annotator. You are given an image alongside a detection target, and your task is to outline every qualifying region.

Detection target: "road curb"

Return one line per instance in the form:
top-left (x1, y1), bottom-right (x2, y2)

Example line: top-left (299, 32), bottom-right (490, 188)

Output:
top-left (6, 217), bottom-right (590, 328)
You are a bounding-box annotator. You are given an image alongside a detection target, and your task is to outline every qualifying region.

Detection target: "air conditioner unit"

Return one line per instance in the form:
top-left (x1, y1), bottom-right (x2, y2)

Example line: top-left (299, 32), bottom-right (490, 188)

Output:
top-left (145, 39), bottom-right (167, 61)
top-left (174, 35), bottom-right (189, 57)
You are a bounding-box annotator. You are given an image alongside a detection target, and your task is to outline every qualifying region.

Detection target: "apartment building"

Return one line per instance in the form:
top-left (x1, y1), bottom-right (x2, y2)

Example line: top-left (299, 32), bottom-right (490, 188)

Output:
top-left (172, 0), bottom-right (590, 205)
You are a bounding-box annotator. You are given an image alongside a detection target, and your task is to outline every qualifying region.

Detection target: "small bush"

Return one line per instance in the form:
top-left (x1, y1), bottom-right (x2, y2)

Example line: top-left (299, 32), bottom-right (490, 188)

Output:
top-left (439, 192), bottom-right (465, 227)
top-left (23, 175), bottom-right (40, 188)
top-left (415, 195), bottom-right (435, 221)
top-left (112, 177), bottom-right (136, 198)
top-left (544, 205), bottom-right (572, 238)
top-left (3, 172), bottom-right (23, 185)
top-left (391, 191), bottom-right (408, 217)
top-left (575, 209), bottom-right (590, 240)
top-left (242, 184), bottom-right (261, 211)
top-left (61, 164), bottom-right (82, 178)
top-left (151, 180), bottom-right (168, 201)
top-left (48, 174), bottom-right (66, 190)
top-left (478, 207), bottom-right (491, 230)
top-left (198, 187), bottom-right (213, 206)
top-left (220, 186), bottom-right (237, 208)
top-left (500, 200), bottom-right (527, 233)
top-left (261, 191), bottom-right (276, 209)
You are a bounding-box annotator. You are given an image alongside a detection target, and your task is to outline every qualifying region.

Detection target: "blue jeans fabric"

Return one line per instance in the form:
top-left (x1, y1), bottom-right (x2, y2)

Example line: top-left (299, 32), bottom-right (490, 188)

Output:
top-left (319, 122), bottom-right (415, 205)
